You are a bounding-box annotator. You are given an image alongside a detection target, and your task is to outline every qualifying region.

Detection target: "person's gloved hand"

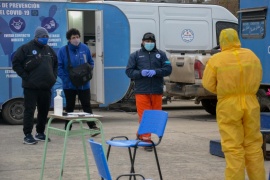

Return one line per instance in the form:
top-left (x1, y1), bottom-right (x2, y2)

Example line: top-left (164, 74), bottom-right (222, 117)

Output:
top-left (141, 69), bottom-right (149, 77)
top-left (147, 70), bottom-right (156, 77)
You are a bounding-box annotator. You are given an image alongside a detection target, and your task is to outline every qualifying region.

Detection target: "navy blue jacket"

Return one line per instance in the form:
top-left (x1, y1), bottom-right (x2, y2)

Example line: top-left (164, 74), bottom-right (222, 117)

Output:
top-left (12, 40), bottom-right (58, 90)
top-left (125, 47), bottom-right (172, 94)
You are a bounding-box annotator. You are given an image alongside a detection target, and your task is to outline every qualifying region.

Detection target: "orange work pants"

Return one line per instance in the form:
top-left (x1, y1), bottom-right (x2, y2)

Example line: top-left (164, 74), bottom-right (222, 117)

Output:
top-left (135, 94), bottom-right (162, 140)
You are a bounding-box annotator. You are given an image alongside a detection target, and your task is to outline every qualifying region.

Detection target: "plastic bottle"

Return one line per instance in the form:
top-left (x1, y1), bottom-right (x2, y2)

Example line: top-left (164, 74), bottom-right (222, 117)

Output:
top-left (54, 89), bottom-right (63, 116)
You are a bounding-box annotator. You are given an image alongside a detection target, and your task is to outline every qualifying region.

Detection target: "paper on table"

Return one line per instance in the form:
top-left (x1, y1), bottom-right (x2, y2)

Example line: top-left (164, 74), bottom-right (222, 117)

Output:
top-left (50, 112), bottom-right (103, 118)
top-left (66, 113), bottom-right (103, 118)
top-left (67, 112), bottom-right (91, 115)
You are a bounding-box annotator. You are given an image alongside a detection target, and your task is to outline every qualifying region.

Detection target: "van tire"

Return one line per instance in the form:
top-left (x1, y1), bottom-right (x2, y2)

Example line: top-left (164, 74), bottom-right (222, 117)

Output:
top-left (201, 99), bottom-right (217, 115)
top-left (2, 99), bottom-right (24, 125)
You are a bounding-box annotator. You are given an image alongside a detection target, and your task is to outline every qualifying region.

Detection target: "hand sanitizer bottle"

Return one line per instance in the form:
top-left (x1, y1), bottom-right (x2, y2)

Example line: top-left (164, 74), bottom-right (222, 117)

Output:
top-left (54, 89), bottom-right (63, 116)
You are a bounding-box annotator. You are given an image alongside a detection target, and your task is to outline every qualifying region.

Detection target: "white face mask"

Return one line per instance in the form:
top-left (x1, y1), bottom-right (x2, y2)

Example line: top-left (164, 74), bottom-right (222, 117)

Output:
top-left (70, 38), bottom-right (80, 46)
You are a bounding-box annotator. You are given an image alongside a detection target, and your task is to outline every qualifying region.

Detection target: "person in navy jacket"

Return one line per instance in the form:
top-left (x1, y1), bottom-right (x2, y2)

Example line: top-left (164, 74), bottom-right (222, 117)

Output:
top-left (12, 27), bottom-right (58, 144)
top-left (125, 32), bottom-right (172, 151)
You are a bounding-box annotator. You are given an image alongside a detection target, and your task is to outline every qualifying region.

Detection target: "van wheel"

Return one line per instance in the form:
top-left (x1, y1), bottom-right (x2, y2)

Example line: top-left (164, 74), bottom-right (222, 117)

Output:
top-left (201, 99), bottom-right (217, 115)
top-left (2, 99), bottom-right (24, 125)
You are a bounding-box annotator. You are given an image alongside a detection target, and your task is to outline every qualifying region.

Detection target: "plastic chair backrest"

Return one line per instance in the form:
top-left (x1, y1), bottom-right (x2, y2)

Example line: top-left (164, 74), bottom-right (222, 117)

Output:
top-left (137, 110), bottom-right (168, 137)
top-left (89, 139), bottom-right (112, 180)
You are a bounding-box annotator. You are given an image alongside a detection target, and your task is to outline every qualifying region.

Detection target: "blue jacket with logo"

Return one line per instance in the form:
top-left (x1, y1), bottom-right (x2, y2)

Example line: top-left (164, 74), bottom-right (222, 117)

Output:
top-left (57, 42), bottom-right (94, 90)
top-left (125, 47), bottom-right (172, 94)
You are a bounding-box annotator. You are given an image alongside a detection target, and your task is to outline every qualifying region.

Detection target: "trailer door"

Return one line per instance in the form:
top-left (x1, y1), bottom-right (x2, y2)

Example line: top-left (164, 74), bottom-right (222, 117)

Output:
top-left (68, 10), bottom-right (104, 104)
top-left (94, 10), bottom-right (104, 103)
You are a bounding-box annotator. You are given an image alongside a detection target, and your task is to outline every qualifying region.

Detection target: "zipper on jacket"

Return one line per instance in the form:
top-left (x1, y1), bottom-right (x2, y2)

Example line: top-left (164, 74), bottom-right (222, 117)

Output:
top-left (149, 51), bottom-right (153, 94)
top-left (76, 49), bottom-right (84, 89)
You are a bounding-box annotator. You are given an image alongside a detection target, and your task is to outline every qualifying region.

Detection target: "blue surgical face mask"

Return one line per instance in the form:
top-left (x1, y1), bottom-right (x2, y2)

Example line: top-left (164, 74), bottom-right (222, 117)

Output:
top-left (144, 42), bottom-right (155, 51)
top-left (37, 38), bottom-right (49, 45)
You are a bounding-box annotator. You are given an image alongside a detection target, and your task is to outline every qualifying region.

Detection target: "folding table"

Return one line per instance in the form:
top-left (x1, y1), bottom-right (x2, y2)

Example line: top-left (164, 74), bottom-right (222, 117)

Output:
top-left (40, 113), bottom-right (104, 180)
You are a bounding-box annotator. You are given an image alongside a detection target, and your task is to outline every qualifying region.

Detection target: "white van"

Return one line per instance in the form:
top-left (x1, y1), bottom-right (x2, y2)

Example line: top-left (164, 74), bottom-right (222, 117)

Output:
top-left (104, 1), bottom-right (238, 55)
top-left (105, 1), bottom-right (238, 114)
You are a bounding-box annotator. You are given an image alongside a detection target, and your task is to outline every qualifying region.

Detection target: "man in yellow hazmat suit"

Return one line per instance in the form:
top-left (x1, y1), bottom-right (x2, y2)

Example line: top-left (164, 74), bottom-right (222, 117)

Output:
top-left (202, 28), bottom-right (266, 180)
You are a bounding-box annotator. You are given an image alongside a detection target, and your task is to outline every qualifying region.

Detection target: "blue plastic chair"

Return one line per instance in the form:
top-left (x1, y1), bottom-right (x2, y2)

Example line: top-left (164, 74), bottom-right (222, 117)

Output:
top-left (88, 139), bottom-right (145, 180)
top-left (106, 110), bottom-right (168, 180)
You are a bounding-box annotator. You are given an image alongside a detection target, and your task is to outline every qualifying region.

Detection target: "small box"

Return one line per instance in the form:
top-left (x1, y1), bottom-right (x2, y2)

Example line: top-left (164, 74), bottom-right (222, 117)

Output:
top-left (260, 113), bottom-right (270, 160)
top-left (209, 140), bottom-right (224, 158)
top-left (260, 113), bottom-right (270, 129)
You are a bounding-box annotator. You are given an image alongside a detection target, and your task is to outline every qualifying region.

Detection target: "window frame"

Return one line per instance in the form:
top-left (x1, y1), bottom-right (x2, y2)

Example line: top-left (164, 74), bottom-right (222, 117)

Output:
top-left (239, 7), bottom-right (267, 39)
top-left (215, 21), bottom-right (238, 46)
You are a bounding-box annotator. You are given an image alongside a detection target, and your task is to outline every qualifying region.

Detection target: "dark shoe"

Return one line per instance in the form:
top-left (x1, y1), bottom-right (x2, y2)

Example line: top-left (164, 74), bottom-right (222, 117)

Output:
top-left (144, 146), bottom-right (153, 152)
top-left (24, 134), bottom-right (38, 145)
top-left (35, 133), bottom-right (51, 142)
top-left (90, 126), bottom-right (100, 137)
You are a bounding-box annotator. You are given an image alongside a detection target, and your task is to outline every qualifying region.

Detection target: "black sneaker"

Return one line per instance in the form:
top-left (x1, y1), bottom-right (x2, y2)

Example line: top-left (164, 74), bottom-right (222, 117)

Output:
top-left (90, 126), bottom-right (101, 137)
top-left (24, 134), bottom-right (38, 145)
top-left (35, 133), bottom-right (51, 142)
top-left (144, 146), bottom-right (153, 152)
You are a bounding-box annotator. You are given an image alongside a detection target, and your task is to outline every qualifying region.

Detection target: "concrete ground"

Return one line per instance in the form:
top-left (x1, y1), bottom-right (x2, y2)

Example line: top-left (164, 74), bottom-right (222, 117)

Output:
top-left (0, 100), bottom-right (269, 180)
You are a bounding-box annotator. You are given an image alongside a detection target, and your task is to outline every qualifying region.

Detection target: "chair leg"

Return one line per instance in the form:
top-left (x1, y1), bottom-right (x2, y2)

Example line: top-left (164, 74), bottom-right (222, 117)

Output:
top-left (107, 145), bottom-right (136, 180)
top-left (153, 146), bottom-right (163, 180)
top-left (128, 147), bottom-right (135, 180)
top-left (128, 147), bottom-right (133, 169)
top-left (129, 147), bottom-right (138, 180)
top-left (107, 145), bottom-right (111, 160)
top-left (104, 145), bottom-right (113, 180)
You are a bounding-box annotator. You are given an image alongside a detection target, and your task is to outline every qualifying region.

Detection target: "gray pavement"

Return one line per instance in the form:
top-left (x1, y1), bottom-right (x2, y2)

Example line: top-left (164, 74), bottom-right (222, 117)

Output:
top-left (0, 100), bottom-right (269, 180)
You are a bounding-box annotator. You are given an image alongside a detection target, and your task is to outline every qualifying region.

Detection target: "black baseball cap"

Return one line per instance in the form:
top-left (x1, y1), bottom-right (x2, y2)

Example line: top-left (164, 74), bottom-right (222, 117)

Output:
top-left (142, 32), bottom-right (156, 42)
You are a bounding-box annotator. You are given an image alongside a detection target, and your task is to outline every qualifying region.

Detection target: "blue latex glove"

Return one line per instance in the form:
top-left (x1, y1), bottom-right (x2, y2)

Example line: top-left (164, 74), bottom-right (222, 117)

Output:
top-left (147, 70), bottom-right (156, 77)
top-left (141, 69), bottom-right (149, 77)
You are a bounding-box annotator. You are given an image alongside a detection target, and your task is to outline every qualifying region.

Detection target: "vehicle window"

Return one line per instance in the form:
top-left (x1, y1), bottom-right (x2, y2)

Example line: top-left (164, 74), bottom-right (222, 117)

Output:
top-left (240, 8), bottom-right (267, 39)
top-left (216, 21), bottom-right (238, 45)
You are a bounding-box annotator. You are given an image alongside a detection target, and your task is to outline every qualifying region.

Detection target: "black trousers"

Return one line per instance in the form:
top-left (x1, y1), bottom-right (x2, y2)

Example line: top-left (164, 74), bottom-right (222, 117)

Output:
top-left (63, 89), bottom-right (95, 129)
top-left (23, 88), bottom-right (51, 135)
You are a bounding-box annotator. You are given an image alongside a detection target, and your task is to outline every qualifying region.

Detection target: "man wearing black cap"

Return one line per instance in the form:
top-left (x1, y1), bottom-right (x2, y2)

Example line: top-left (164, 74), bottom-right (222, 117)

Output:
top-left (12, 26), bottom-right (58, 145)
top-left (125, 32), bottom-right (172, 151)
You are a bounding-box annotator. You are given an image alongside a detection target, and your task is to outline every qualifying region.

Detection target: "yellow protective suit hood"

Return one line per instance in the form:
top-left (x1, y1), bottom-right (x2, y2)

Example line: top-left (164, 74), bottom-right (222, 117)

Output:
top-left (219, 28), bottom-right (241, 51)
